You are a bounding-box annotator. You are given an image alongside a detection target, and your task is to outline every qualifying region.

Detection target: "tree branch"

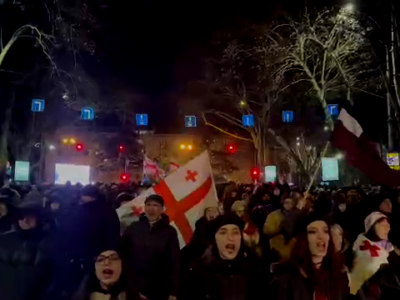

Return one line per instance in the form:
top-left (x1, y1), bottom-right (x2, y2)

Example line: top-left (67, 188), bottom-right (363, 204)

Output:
top-left (201, 113), bottom-right (253, 142)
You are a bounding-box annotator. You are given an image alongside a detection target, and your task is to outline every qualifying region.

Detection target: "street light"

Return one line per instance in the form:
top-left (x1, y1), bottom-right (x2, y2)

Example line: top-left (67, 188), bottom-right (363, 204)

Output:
top-left (62, 138), bottom-right (69, 144)
top-left (335, 153), bottom-right (344, 160)
top-left (240, 101), bottom-right (246, 106)
top-left (180, 144), bottom-right (186, 150)
top-left (187, 145), bottom-right (193, 150)
top-left (343, 3), bottom-right (354, 12)
top-left (69, 138), bottom-right (76, 144)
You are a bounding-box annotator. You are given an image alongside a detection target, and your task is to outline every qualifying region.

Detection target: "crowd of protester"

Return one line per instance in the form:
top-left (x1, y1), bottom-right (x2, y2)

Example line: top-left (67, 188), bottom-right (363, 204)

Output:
top-left (1, 180), bottom-right (400, 300)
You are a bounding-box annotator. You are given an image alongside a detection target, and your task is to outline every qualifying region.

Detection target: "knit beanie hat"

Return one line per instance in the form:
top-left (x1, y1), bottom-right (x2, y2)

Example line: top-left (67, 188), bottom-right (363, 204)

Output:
top-left (364, 211), bottom-right (388, 233)
top-left (211, 213), bottom-right (244, 236)
top-left (296, 213), bottom-right (331, 236)
top-left (81, 185), bottom-right (99, 199)
top-left (231, 200), bottom-right (248, 212)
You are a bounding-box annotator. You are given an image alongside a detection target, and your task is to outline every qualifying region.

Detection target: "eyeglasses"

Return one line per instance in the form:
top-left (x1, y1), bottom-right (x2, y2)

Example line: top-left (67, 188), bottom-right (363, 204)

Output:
top-left (95, 253), bottom-right (120, 264)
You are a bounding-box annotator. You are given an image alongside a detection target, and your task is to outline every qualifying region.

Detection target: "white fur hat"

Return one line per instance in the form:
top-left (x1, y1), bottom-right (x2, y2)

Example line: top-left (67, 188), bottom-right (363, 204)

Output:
top-left (364, 211), bottom-right (388, 233)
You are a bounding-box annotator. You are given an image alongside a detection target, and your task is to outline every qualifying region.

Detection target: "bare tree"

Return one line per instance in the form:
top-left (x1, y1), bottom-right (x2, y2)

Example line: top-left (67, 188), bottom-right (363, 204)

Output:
top-left (278, 7), bottom-right (376, 130)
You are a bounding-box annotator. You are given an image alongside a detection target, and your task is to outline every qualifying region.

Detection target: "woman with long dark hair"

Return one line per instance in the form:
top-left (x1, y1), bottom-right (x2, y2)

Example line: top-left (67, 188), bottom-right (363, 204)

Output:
top-left (180, 213), bottom-right (265, 300)
top-left (273, 216), bottom-right (349, 300)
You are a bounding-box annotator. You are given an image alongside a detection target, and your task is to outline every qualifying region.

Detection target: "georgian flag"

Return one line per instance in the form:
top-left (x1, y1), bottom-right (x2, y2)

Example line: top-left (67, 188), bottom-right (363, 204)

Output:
top-left (143, 154), bottom-right (165, 180)
top-left (331, 102), bottom-right (400, 186)
top-left (118, 151), bottom-right (219, 248)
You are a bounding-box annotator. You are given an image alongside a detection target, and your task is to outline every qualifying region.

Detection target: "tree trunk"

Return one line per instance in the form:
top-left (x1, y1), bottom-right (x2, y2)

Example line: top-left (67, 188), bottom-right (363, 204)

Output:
top-left (0, 90), bottom-right (14, 184)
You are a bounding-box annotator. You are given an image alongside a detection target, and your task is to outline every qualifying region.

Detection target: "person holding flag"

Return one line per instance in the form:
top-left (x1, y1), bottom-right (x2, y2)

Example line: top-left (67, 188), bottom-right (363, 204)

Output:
top-left (121, 194), bottom-right (180, 300)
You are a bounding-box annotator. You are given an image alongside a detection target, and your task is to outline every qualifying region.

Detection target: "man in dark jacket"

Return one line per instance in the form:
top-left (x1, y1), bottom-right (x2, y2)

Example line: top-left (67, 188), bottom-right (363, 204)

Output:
top-left (0, 196), bottom-right (53, 300)
top-left (122, 194), bottom-right (180, 300)
top-left (48, 185), bottom-right (120, 299)
top-left (356, 215), bottom-right (400, 300)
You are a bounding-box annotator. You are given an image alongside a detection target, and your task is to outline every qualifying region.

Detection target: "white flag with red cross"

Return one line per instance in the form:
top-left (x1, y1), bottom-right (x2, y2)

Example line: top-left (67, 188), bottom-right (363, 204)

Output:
top-left (117, 151), bottom-right (218, 248)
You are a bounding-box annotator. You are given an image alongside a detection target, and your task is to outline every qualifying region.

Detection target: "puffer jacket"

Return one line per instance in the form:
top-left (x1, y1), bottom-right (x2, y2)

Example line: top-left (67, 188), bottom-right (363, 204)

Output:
top-left (180, 247), bottom-right (265, 300)
top-left (0, 228), bottom-right (53, 300)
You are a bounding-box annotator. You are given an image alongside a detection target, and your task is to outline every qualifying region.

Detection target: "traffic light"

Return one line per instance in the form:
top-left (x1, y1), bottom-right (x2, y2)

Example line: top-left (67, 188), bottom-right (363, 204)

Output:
top-left (120, 173), bottom-right (130, 182)
top-left (227, 143), bottom-right (237, 154)
top-left (76, 143), bottom-right (84, 151)
top-left (118, 145), bottom-right (125, 152)
top-left (251, 168), bottom-right (261, 181)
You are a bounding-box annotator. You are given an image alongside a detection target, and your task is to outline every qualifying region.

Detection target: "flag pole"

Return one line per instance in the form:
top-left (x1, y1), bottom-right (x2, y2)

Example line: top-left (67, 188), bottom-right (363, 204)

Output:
top-left (304, 141), bottom-right (330, 197)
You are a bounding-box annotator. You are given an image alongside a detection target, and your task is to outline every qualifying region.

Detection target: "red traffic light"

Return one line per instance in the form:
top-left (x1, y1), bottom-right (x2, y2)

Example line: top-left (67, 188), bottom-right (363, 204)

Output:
top-left (227, 143), bottom-right (237, 154)
top-left (76, 143), bottom-right (84, 151)
top-left (120, 173), bottom-right (130, 182)
top-left (251, 168), bottom-right (260, 179)
top-left (118, 145), bottom-right (125, 152)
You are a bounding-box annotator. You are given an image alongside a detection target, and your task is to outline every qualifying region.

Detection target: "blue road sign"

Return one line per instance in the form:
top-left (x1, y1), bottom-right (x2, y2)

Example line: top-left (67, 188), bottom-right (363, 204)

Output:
top-left (81, 107), bottom-right (95, 120)
top-left (136, 114), bottom-right (148, 126)
top-left (242, 115), bottom-right (254, 127)
top-left (328, 104), bottom-right (339, 116)
top-left (282, 111), bottom-right (294, 123)
top-left (31, 99), bottom-right (45, 112)
top-left (185, 115), bottom-right (197, 128)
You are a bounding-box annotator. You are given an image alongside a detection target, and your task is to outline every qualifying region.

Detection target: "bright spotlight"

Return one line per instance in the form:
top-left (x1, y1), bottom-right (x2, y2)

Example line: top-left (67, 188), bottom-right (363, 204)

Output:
top-left (335, 153), bottom-right (344, 160)
top-left (344, 3), bottom-right (354, 12)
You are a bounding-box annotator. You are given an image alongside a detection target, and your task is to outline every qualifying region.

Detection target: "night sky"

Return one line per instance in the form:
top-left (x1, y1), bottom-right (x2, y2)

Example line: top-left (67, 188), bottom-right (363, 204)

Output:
top-left (82, 0), bottom-right (346, 130)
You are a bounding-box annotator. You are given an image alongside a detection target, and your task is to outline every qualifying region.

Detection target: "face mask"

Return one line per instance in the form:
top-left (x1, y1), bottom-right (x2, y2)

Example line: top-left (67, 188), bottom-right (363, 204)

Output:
top-left (338, 203), bottom-right (346, 212)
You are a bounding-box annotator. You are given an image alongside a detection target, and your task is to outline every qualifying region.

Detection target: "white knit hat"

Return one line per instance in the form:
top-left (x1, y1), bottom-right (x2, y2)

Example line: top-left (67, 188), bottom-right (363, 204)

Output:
top-left (364, 211), bottom-right (388, 233)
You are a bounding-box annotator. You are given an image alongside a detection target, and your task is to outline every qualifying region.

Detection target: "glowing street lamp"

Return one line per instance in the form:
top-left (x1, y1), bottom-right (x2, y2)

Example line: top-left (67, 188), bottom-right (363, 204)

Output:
top-left (240, 101), bottom-right (246, 106)
top-left (62, 138), bottom-right (69, 144)
top-left (187, 145), bottom-right (193, 150)
top-left (335, 153), bottom-right (344, 160)
top-left (343, 3), bottom-right (354, 12)
top-left (180, 144), bottom-right (186, 150)
top-left (69, 138), bottom-right (76, 144)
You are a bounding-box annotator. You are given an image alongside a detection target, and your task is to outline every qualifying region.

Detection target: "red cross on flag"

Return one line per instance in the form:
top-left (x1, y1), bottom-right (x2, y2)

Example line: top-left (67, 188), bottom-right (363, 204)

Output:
top-left (117, 151), bottom-right (218, 248)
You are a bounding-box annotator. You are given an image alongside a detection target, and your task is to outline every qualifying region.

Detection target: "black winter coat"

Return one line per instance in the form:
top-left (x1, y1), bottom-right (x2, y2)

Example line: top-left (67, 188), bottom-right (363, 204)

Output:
top-left (121, 214), bottom-right (180, 300)
top-left (180, 217), bottom-right (213, 277)
top-left (72, 274), bottom-right (140, 300)
top-left (356, 252), bottom-right (400, 300)
top-left (0, 214), bottom-right (14, 234)
top-left (58, 199), bottom-right (120, 260)
top-left (272, 265), bottom-right (349, 300)
top-left (180, 249), bottom-right (266, 300)
top-left (0, 228), bottom-right (53, 300)
top-left (47, 200), bottom-right (120, 300)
